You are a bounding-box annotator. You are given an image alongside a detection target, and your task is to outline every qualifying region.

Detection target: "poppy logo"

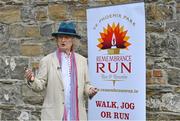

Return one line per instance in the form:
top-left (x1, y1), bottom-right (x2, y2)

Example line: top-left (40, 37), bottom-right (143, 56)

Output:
top-left (97, 23), bottom-right (131, 54)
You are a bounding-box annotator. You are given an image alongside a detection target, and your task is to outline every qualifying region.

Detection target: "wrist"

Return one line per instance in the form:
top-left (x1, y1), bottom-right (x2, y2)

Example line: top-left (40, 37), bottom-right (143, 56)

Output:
top-left (28, 77), bottom-right (35, 82)
top-left (27, 78), bottom-right (34, 86)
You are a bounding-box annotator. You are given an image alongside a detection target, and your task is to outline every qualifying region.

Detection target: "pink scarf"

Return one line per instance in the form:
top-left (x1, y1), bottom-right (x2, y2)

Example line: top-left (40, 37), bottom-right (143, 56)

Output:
top-left (57, 49), bottom-right (79, 121)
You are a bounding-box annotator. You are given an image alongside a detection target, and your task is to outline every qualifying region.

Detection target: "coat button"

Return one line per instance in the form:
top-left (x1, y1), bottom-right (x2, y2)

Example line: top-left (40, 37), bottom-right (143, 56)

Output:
top-left (62, 102), bottom-right (64, 104)
top-left (62, 89), bottom-right (64, 91)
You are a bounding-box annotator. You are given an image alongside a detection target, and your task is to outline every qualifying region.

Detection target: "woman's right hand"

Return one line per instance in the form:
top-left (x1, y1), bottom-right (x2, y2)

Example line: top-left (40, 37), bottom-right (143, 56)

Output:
top-left (24, 68), bottom-right (35, 82)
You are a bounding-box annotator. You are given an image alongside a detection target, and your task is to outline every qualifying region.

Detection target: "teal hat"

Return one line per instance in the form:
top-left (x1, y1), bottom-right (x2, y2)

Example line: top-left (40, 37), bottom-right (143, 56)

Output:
top-left (52, 21), bottom-right (81, 39)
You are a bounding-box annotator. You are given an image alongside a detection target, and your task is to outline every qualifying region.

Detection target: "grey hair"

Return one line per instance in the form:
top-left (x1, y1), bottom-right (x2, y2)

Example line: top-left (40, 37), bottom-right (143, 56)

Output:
top-left (72, 37), bottom-right (80, 51)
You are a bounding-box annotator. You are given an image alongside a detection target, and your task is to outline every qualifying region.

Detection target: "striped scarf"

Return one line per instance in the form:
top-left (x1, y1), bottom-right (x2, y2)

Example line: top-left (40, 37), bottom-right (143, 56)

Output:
top-left (57, 49), bottom-right (79, 121)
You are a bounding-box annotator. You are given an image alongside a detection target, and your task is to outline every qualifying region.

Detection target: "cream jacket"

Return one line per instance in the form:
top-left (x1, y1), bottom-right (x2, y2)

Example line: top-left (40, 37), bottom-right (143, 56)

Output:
top-left (28, 52), bottom-right (93, 121)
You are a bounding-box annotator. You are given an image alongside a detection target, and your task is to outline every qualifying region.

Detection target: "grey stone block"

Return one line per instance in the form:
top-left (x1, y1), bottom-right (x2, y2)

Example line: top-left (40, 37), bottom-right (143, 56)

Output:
top-left (0, 39), bottom-right (21, 56)
top-left (1, 109), bottom-right (19, 121)
top-left (167, 68), bottom-right (180, 85)
top-left (0, 23), bottom-right (9, 42)
top-left (21, 6), bottom-right (35, 23)
top-left (10, 57), bottom-right (29, 80)
top-left (9, 24), bottom-right (25, 38)
top-left (0, 82), bottom-right (23, 105)
top-left (0, 57), bottom-right (11, 79)
top-left (43, 39), bottom-right (56, 56)
top-left (22, 84), bottom-right (44, 105)
top-left (40, 22), bottom-right (53, 37)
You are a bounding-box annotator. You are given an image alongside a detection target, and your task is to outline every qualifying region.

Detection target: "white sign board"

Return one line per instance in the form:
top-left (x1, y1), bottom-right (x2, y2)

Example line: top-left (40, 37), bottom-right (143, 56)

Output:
top-left (87, 2), bottom-right (146, 121)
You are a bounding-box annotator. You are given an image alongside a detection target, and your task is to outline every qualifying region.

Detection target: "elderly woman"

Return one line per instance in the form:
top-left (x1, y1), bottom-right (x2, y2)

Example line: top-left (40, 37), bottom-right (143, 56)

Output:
top-left (24, 21), bottom-right (98, 121)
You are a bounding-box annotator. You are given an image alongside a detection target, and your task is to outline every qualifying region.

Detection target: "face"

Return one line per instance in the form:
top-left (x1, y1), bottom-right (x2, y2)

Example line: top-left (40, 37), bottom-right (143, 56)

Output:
top-left (56, 35), bottom-right (73, 52)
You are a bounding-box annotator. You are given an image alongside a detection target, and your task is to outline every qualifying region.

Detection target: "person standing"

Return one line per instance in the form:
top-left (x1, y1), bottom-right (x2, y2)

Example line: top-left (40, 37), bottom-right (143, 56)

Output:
top-left (24, 21), bottom-right (98, 121)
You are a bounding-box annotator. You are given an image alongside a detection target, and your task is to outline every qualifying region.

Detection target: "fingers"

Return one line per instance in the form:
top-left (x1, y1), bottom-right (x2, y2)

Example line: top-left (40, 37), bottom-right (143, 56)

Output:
top-left (89, 87), bottom-right (98, 95)
top-left (89, 87), bottom-right (98, 99)
top-left (91, 88), bottom-right (98, 94)
top-left (24, 69), bottom-right (34, 81)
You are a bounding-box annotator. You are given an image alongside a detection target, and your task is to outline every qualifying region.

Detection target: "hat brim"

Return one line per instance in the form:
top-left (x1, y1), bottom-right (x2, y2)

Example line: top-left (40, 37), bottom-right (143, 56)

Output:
top-left (52, 32), bottom-right (81, 39)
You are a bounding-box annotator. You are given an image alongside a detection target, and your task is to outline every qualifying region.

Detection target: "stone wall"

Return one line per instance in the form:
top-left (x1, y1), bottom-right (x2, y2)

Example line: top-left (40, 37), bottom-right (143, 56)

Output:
top-left (146, 0), bottom-right (180, 120)
top-left (0, 0), bottom-right (179, 120)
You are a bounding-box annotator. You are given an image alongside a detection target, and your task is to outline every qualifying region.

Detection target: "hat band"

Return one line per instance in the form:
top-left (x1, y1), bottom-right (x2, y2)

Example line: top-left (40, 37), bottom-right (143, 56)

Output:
top-left (58, 28), bottom-right (76, 34)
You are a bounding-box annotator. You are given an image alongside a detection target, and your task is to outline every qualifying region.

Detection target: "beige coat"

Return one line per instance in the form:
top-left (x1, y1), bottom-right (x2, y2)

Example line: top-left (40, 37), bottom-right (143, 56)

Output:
top-left (28, 52), bottom-right (92, 121)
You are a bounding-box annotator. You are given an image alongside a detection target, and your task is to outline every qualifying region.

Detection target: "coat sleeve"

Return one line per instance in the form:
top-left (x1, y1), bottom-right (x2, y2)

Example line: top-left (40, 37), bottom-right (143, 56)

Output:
top-left (84, 59), bottom-right (94, 97)
top-left (27, 57), bottom-right (48, 92)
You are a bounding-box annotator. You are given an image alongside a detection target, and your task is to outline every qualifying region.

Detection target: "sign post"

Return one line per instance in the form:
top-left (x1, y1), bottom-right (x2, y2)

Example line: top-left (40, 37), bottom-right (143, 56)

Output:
top-left (87, 2), bottom-right (146, 120)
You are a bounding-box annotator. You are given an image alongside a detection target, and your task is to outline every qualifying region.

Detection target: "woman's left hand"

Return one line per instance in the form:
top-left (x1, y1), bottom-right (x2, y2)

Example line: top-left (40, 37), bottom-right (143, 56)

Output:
top-left (89, 87), bottom-right (98, 98)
